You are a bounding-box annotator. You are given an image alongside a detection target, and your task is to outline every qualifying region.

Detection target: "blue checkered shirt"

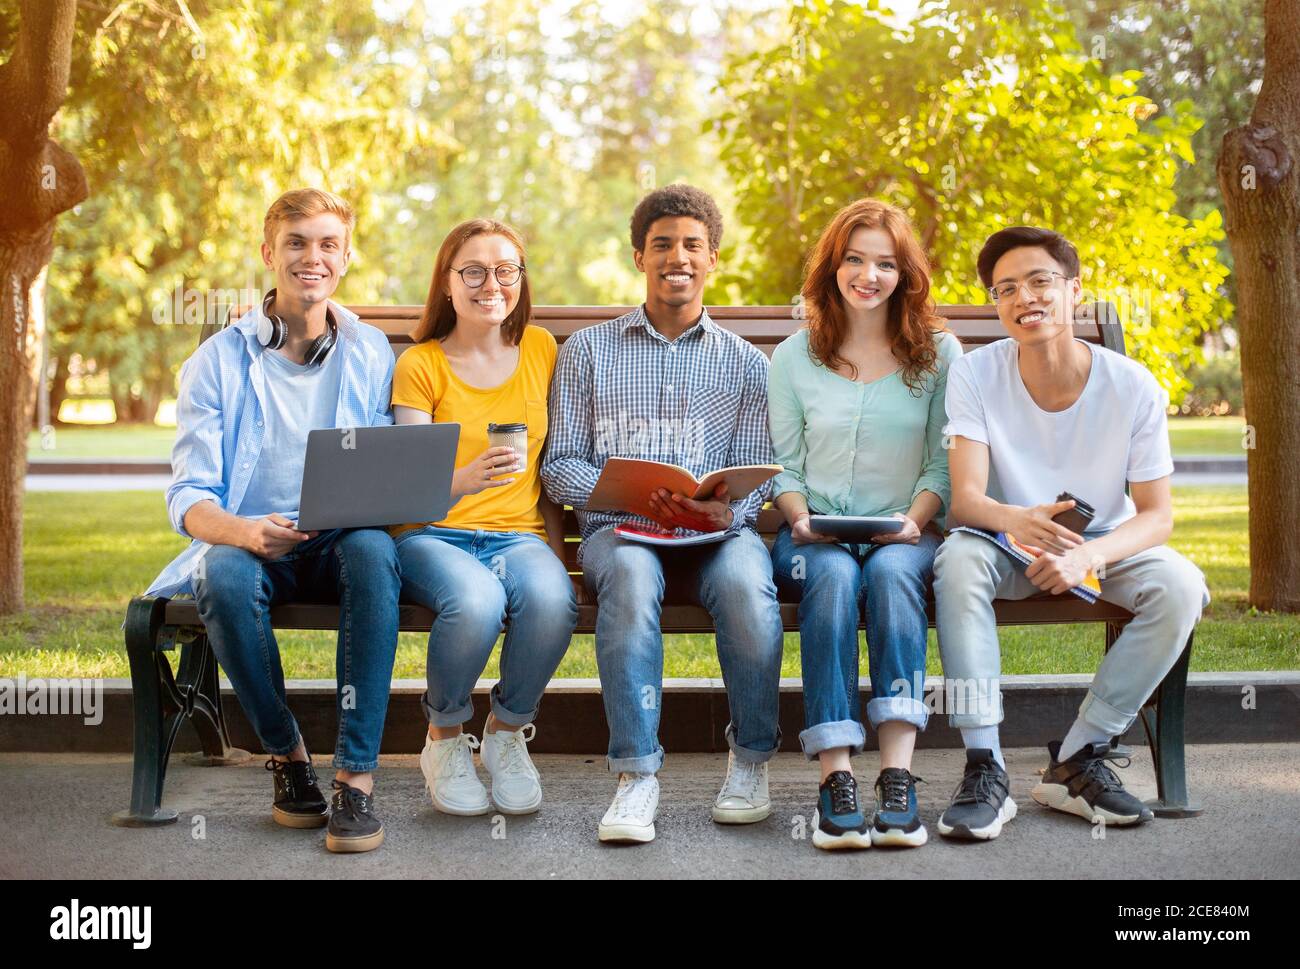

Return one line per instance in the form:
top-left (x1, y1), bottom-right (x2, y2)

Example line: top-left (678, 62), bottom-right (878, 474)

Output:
top-left (540, 305), bottom-right (773, 558)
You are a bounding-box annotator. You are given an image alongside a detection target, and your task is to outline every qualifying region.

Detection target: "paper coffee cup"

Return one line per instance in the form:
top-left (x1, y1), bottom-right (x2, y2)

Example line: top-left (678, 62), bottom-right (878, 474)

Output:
top-left (487, 422), bottom-right (528, 472)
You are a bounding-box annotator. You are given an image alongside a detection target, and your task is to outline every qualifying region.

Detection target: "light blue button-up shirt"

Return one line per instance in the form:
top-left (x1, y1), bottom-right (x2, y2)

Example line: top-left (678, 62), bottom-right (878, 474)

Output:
top-left (144, 302), bottom-right (395, 599)
top-left (768, 327), bottom-right (961, 524)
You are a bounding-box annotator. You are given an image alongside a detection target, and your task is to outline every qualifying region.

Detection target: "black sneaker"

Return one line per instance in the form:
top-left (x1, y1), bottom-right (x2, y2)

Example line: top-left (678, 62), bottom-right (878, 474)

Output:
top-left (871, 767), bottom-right (927, 847)
top-left (266, 757), bottom-right (328, 828)
top-left (811, 770), bottom-right (871, 851)
top-left (937, 748), bottom-right (1017, 841)
top-left (1032, 741), bottom-right (1155, 826)
top-left (326, 780), bottom-right (385, 853)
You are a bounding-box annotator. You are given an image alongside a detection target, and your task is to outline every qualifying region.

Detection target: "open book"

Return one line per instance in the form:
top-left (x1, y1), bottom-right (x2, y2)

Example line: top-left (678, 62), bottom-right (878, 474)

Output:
top-left (586, 458), bottom-right (782, 521)
top-left (949, 526), bottom-right (1101, 603)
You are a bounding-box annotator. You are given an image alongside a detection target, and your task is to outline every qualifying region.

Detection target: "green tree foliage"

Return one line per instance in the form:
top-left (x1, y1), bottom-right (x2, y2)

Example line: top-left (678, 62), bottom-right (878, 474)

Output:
top-left (378, 0), bottom-right (785, 307)
top-left (712, 0), bottom-right (1230, 397)
top-left (43, 1), bottom-right (457, 420)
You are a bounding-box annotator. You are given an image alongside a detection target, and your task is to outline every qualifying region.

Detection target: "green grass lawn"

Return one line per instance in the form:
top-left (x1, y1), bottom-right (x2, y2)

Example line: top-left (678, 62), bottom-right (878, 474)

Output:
top-left (1166, 416), bottom-right (1247, 456)
top-left (30, 416), bottom-right (1249, 462)
top-left (28, 424), bottom-right (177, 460)
top-left (2, 485), bottom-right (1295, 680)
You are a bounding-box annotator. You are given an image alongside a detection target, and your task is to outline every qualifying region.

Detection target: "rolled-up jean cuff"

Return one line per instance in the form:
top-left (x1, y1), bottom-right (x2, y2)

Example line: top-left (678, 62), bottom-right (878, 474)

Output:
top-left (867, 696), bottom-right (929, 732)
top-left (607, 747), bottom-right (664, 775)
top-left (423, 694), bottom-right (475, 728)
top-left (332, 756), bottom-right (379, 773)
top-left (799, 719), bottom-right (867, 761)
top-left (1077, 689), bottom-right (1134, 738)
top-left (489, 688), bottom-right (537, 728)
top-left (725, 722), bottom-right (781, 765)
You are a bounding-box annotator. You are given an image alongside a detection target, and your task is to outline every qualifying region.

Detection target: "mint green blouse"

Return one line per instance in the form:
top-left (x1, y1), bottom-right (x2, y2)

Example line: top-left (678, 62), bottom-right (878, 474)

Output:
top-left (767, 328), bottom-right (962, 524)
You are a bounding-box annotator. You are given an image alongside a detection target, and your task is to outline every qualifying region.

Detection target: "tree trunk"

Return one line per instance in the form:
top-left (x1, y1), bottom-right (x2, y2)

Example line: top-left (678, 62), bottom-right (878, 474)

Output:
top-left (1218, 0), bottom-right (1300, 613)
top-left (47, 353), bottom-right (70, 429)
top-left (0, 227), bottom-right (55, 613)
top-left (0, 0), bottom-right (88, 614)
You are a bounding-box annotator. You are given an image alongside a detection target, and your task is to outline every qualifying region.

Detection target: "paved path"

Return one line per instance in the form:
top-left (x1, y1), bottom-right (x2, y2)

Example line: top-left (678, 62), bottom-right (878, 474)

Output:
top-left (4, 745), bottom-right (1296, 879)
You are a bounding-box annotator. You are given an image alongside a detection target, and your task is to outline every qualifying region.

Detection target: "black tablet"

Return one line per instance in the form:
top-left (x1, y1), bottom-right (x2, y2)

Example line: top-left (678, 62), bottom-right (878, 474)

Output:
top-left (807, 515), bottom-right (906, 541)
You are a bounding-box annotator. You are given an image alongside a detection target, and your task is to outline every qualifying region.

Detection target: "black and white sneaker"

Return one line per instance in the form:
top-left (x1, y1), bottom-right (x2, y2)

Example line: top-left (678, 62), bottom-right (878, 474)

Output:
top-left (266, 757), bottom-right (328, 829)
top-left (1031, 741), bottom-right (1155, 826)
top-left (937, 748), bottom-right (1017, 841)
top-left (326, 780), bottom-right (385, 853)
top-left (811, 770), bottom-right (871, 851)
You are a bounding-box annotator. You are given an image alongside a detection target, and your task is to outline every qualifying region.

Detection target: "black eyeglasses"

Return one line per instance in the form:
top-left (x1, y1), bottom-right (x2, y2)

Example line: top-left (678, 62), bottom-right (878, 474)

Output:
top-left (451, 264), bottom-right (524, 288)
top-left (988, 271), bottom-right (1069, 302)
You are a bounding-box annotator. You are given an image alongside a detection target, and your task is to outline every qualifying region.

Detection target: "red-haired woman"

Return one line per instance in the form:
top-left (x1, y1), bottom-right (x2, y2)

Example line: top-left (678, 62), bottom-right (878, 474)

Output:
top-left (391, 219), bottom-right (577, 821)
top-left (769, 199), bottom-right (961, 850)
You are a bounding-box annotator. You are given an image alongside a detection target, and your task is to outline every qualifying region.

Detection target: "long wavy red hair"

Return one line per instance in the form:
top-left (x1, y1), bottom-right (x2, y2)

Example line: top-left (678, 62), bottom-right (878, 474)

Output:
top-left (801, 199), bottom-right (946, 394)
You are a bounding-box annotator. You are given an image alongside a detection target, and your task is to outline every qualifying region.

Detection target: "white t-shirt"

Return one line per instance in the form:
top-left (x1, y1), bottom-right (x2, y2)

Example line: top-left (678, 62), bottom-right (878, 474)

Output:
top-left (238, 343), bottom-right (343, 523)
top-left (944, 338), bottom-right (1172, 533)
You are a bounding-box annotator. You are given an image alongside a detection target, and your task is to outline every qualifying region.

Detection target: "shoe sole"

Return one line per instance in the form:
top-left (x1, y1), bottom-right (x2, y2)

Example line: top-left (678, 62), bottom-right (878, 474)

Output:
top-left (711, 803), bottom-right (771, 825)
top-left (810, 811), bottom-right (871, 851)
top-left (430, 795), bottom-right (491, 817)
top-left (491, 792), bottom-right (543, 816)
top-left (937, 796), bottom-right (1018, 841)
top-left (1031, 783), bottom-right (1149, 825)
top-left (272, 806), bottom-right (329, 829)
top-left (325, 827), bottom-right (385, 853)
top-left (597, 822), bottom-right (655, 844)
top-left (870, 823), bottom-right (928, 848)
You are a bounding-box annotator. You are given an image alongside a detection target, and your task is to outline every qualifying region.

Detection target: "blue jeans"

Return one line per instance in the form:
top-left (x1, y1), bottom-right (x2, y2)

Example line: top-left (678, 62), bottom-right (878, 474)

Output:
top-left (193, 528), bottom-right (401, 772)
top-left (396, 526), bottom-right (578, 729)
top-left (581, 526), bottom-right (783, 775)
top-left (771, 524), bottom-right (938, 760)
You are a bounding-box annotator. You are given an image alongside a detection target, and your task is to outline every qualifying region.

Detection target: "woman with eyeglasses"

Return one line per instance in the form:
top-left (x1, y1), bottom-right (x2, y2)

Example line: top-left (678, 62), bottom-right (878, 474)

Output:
top-left (768, 198), bottom-right (961, 850)
top-left (391, 219), bottom-right (577, 820)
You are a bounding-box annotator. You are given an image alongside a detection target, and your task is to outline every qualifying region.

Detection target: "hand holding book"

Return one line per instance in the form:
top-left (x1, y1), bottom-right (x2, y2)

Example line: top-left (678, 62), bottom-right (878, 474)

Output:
top-left (647, 483), bottom-right (733, 532)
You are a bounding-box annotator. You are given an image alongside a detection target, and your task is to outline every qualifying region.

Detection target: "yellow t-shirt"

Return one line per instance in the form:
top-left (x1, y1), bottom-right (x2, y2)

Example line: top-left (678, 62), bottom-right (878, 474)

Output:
top-left (390, 324), bottom-right (556, 538)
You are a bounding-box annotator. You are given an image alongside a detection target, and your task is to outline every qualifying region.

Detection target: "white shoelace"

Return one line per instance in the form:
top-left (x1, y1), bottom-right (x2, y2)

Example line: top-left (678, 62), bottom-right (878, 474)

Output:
top-left (434, 733), bottom-right (479, 780)
top-left (611, 774), bottom-right (656, 818)
top-left (719, 759), bottom-right (761, 801)
top-left (489, 724), bottom-right (538, 777)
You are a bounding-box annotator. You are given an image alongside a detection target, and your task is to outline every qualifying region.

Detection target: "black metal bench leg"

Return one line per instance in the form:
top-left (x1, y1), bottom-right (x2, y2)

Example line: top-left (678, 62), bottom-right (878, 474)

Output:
top-left (112, 597), bottom-right (180, 827)
top-left (1138, 631), bottom-right (1203, 818)
top-left (180, 634), bottom-right (251, 767)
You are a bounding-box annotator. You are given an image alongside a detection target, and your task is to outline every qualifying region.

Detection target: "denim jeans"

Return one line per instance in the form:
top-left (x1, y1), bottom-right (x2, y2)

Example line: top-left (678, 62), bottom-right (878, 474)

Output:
top-left (933, 530), bottom-right (1209, 733)
top-left (396, 526), bottom-right (578, 729)
top-left (193, 528), bottom-right (401, 772)
top-left (581, 526), bottom-right (783, 775)
top-left (771, 524), bottom-right (937, 759)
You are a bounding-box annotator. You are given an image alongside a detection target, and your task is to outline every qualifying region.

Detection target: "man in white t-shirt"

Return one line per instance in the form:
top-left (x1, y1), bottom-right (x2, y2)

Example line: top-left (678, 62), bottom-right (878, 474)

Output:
top-left (932, 226), bottom-right (1209, 841)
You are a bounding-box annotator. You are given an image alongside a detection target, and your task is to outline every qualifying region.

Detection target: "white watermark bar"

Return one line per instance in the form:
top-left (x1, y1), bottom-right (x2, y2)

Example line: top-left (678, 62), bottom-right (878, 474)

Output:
top-left (0, 676), bottom-right (103, 726)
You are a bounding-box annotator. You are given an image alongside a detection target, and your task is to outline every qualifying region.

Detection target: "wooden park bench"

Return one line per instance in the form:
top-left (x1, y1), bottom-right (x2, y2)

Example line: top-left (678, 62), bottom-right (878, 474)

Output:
top-left (113, 302), bottom-right (1200, 826)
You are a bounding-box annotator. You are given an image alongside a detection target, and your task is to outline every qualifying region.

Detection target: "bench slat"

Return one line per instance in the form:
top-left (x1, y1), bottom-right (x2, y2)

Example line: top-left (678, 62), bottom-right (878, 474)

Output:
top-left (161, 595), bottom-right (1131, 635)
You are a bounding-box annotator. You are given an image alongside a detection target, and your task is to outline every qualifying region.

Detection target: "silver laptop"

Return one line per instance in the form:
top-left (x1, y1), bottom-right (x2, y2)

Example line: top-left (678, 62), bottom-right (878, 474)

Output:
top-left (297, 424), bottom-right (460, 531)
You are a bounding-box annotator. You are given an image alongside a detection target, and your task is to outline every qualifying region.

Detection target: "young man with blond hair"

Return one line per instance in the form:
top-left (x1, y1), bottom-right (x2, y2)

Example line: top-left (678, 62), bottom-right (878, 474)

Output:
top-left (146, 188), bottom-right (401, 853)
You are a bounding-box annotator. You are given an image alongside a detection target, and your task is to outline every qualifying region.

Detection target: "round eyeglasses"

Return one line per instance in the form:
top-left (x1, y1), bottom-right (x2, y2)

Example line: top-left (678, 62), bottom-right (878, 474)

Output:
top-left (451, 264), bottom-right (524, 288)
top-left (988, 271), bottom-right (1070, 302)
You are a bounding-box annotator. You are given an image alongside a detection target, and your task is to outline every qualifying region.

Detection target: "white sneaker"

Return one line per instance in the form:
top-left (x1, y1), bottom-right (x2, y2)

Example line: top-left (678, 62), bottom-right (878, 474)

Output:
top-left (480, 722), bottom-right (543, 815)
top-left (419, 732), bottom-right (489, 816)
top-left (597, 772), bottom-right (659, 844)
top-left (711, 751), bottom-right (771, 824)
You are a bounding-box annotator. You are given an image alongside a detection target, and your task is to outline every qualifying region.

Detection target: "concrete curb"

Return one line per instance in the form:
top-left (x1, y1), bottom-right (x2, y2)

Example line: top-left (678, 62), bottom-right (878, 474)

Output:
top-left (2, 672), bottom-right (1295, 754)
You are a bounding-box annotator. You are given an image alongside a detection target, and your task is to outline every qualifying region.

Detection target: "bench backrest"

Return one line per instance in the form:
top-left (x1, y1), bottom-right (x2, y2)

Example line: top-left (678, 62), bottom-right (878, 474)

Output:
top-left (347, 302), bottom-right (1126, 359)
